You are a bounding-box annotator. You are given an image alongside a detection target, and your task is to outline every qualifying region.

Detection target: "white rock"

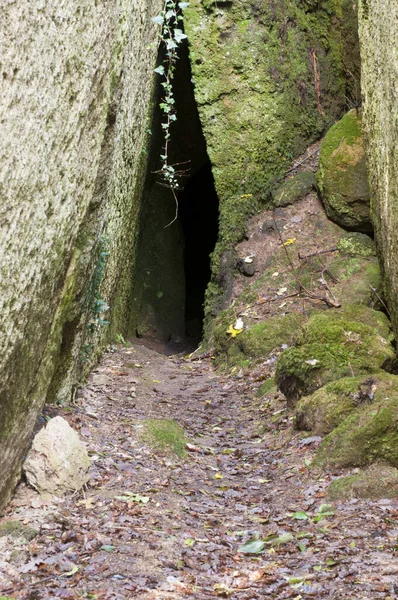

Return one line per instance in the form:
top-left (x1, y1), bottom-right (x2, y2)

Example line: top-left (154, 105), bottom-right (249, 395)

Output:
top-left (24, 417), bottom-right (90, 495)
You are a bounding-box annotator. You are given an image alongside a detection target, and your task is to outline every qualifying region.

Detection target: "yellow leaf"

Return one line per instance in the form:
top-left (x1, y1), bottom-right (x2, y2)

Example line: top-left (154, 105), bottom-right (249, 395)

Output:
top-left (283, 238), bottom-right (296, 246)
top-left (152, 379), bottom-right (161, 383)
top-left (226, 324), bottom-right (243, 338)
top-left (214, 473), bottom-right (223, 479)
top-left (240, 193), bottom-right (253, 198)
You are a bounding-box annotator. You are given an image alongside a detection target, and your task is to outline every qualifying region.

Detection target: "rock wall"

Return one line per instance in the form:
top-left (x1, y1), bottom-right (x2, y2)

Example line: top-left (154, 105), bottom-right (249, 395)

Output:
top-left (358, 0), bottom-right (398, 336)
top-left (184, 0), bottom-right (360, 324)
top-left (0, 0), bottom-right (162, 509)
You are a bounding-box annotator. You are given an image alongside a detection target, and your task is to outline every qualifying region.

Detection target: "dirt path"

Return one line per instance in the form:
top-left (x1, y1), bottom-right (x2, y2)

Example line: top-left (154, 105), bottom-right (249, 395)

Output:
top-left (1, 342), bottom-right (398, 599)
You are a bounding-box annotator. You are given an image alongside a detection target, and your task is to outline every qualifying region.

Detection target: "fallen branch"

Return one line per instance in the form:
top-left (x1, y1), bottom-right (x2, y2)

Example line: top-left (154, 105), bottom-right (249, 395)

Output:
top-left (298, 247), bottom-right (338, 260)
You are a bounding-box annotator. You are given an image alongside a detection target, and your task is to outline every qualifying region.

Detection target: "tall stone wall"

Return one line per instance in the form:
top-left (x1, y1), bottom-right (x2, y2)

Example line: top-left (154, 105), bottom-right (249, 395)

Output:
top-left (0, 0), bottom-right (162, 509)
top-left (358, 0), bottom-right (398, 336)
top-left (184, 0), bottom-right (360, 324)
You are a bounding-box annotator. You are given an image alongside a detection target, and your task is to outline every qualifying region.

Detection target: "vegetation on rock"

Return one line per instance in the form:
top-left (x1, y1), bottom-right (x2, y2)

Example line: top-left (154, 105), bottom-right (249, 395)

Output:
top-left (317, 109), bottom-right (371, 231)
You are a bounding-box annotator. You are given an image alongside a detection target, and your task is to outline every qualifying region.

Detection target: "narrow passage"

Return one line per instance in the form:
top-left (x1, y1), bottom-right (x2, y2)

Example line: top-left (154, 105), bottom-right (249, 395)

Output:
top-left (1, 344), bottom-right (397, 599)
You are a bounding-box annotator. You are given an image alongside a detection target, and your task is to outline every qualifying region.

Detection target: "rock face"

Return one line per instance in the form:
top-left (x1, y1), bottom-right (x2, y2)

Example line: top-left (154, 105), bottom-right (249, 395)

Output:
top-left (0, 0), bottom-right (162, 509)
top-left (317, 110), bottom-right (371, 231)
top-left (184, 0), bottom-right (360, 321)
top-left (358, 0), bottom-right (398, 337)
top-left (24, 417), bottom-right (90, 495)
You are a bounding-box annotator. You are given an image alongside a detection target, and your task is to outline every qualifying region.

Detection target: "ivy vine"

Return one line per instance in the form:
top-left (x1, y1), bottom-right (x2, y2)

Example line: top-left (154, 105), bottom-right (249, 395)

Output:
top-left (152, 0), bottom-right (190, 225)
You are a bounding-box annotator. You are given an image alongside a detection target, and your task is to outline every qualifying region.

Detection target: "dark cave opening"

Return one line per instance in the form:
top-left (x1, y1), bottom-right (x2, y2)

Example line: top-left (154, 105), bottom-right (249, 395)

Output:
top-left (178, 162), bottom-right (219, 342)
top-left (132, 41), bottom-right (220, 348)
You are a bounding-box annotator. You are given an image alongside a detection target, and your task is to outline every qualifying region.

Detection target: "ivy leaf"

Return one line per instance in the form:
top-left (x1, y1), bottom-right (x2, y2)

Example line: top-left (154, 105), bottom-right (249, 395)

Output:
top-left (154, 65), bottom-right (165, 75)
top-left (152, 15), bottom-right (164, 25)
top-left (174, 29), bottom-right (188, 43)
top-left (166, 38), bottom-right (178, 50)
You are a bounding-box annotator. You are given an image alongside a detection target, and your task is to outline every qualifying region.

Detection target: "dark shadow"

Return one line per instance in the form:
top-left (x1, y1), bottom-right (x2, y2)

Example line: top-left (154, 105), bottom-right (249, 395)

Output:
top-left (178, 162), bottom-right (219, 341)
top-left (132, 40), bottom-right (220, 348)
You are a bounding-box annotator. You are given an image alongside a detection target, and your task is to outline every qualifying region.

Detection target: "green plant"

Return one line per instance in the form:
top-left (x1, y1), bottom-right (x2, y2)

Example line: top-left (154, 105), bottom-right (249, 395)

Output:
top-left (152, 1), bottom-right (190, 224)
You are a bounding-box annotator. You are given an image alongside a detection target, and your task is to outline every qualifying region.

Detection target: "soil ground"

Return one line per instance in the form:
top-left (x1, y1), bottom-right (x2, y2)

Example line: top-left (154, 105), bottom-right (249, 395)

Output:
top-left (1, 341), bottom-right (398, 599)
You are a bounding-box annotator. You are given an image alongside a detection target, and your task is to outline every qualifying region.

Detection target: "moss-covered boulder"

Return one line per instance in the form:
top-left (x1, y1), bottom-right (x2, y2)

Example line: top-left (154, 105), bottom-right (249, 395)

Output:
top-left (276, 305), bottom-right (394, 404)
top-left (315, 374), bottom-right (398, 468)
top-left (213, 311), bottom-right (305, 368)
top-left (327, 463), bottom-right (398, 500)
top-left (317, 109), bottom-right (371, 232)
top-left (184, 0), bottom-right (360, 323)
top-left (272, 172), bottom-right (316, 208)
top-left (296, 375), bottom-right (375, 435)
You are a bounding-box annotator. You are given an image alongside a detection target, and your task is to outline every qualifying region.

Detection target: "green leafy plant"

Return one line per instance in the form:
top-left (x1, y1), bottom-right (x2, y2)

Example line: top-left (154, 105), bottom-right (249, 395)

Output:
top-left (152, 1), bottom-right (190, 225)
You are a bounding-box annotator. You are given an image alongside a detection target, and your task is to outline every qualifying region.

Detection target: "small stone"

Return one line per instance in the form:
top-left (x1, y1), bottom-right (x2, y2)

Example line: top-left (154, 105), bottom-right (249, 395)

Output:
top-left (24, 416), bottom-right (90, 496)
top-left (237, 257), bottom-right (256, 277)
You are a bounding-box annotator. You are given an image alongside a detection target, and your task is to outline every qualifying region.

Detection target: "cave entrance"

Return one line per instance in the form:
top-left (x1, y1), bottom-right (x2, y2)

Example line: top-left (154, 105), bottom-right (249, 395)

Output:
top-left (179, 162), bottom-right (219, 342)
top-left (132, 42), bottom-right (219, 348)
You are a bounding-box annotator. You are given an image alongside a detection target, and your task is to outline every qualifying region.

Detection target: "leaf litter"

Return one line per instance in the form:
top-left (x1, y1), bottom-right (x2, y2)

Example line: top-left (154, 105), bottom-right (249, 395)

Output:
top-left (0, 341), bottom-right (397, 599)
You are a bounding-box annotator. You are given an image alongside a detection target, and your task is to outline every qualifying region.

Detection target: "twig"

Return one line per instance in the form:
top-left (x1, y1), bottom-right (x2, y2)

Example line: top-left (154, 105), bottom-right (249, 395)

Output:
top-left (285, 147), bottom-right (320, 175)
top-left (368, 284), bottom-right (391, 317)
top-left (311, 48), bottom-right (324, 116)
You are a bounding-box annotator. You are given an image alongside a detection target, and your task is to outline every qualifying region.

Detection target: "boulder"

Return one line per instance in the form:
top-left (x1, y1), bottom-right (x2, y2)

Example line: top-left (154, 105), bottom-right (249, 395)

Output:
top-left (317, 110), bottom-right (372, 232)
top-left (24, 417), bottom-right (90, 495)
top-left (272, 171), bottom-right (316, 208)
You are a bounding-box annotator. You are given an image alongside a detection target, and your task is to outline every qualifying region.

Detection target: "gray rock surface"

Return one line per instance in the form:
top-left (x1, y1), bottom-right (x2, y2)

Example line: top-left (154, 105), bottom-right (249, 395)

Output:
top-left (359, 0), bottom-right (398, 337)
top-left (0, 0), bottom-right (161, 509)
top-left (24, 417), bottom-right (90, 495)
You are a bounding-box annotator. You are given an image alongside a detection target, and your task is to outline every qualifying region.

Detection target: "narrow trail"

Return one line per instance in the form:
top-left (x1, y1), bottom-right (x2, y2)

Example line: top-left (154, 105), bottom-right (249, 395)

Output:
top-left (1, 343), bottom-right (398, 599)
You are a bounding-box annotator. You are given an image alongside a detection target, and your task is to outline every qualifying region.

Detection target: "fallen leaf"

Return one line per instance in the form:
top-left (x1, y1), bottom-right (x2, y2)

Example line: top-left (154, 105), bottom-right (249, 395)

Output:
top-left (238, 539), bottom-right (265, 554)
top-left (283, 238), bottom-right (296, 246)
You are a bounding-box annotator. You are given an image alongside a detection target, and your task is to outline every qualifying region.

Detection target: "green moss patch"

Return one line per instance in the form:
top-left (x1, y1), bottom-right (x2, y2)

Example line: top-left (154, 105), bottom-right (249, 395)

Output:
top-left (314, 374), bottom-right (398, 468)
top-left (327, 463), bottom-right (398, 501)
top-left (256, 378), bottom-right (277, 398)
top-left (142, 419), bottom-right (186, 458)
top-left (276, 305), bottom-right (394, 403)
top-left (0, 521), bottom-right (38, 541)
top-left (213, 312), bottom-right (305, 369)
top-left (272, 171), bottom-right (316, 208)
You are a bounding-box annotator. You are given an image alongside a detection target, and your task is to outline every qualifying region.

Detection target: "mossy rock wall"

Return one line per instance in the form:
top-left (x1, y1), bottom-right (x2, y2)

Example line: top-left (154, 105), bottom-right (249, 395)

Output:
top-left (358, 1), bottom-right (398, 340)
top-left (0, 0), bottom-right (162, 510)
top-left (184, 0), bottom-right (360, 323)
